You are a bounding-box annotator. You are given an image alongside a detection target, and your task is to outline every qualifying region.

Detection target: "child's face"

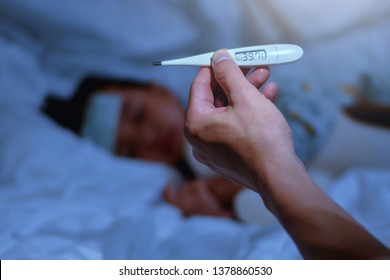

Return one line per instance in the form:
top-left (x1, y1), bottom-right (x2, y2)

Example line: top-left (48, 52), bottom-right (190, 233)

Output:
top-left (103, 84), bottom-right (185, 165)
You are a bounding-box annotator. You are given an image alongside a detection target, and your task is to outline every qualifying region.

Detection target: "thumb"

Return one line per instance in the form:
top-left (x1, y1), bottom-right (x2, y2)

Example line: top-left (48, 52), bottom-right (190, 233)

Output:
top-left (211, 49), bottom-right (250, 102)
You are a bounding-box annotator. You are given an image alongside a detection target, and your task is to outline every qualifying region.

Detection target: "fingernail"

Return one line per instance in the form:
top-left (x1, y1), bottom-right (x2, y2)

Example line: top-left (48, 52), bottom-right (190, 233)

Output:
top-left (212, 50), bottom-right (232, 67)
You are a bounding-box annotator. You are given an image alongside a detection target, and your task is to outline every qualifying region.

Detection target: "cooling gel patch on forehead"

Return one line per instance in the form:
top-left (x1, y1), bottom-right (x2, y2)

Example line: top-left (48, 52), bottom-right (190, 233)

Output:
top-left (81, 93), bottom-right (123, 152)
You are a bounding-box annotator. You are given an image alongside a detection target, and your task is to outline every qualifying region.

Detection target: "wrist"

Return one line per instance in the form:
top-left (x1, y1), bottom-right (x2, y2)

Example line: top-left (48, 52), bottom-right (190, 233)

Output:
top-left (250, 146), bottom-right (306, 210)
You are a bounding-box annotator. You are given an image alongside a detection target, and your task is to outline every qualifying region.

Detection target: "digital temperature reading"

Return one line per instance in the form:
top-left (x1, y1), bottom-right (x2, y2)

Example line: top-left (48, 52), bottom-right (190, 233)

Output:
top-left (234, 49), bottom-right (267, 62)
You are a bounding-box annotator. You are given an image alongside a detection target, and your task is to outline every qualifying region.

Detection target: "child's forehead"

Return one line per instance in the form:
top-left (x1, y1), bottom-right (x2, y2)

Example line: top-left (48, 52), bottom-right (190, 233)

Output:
top-left (96, 84), bottom-right (178, 111)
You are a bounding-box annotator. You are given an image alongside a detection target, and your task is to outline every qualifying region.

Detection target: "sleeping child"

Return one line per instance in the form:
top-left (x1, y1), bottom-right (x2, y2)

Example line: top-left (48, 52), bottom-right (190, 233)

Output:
top-left (41, 72), bottom-right (390, 227)
top-left (40, 75), bottom-right (271, 223)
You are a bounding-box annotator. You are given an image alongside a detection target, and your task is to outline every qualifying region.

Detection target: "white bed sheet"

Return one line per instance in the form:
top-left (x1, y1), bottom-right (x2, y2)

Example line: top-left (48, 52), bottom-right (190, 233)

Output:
top-left (1, 0), bottom-right (389, 259)
top-left (1, 107), bottom-right (389, 260)
top-left (0, 107), bottom-right (300, 259)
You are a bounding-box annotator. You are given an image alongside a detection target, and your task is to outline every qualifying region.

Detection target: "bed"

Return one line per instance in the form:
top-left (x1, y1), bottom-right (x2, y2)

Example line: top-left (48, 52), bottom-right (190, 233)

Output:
top-left (1, 0), bottom-right (390, 259)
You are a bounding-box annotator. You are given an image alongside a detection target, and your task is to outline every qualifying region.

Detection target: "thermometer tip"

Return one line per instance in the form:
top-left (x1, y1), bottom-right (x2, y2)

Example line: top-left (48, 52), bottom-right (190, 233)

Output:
top-left (152, 61), bottom-right (161, 66)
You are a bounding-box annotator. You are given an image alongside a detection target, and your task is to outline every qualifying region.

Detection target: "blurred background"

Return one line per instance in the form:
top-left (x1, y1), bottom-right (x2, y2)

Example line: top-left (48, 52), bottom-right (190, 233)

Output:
top-left (0, 0), bottom-right (389, 259)
top-left (1, 0), bottom-right (389, 106)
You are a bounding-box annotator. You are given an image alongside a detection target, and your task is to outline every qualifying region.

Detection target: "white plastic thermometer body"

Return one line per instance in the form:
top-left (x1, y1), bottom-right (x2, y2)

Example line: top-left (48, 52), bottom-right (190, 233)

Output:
top-left (153, 44), bottom-right (303, 67)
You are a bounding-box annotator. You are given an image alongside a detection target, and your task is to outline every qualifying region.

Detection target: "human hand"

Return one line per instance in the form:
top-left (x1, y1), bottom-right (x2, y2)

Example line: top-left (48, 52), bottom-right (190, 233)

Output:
top-left (205, 176), bottom-right (244, 210)
top-left (185, 49), bottom-right (294, 192)
top-left (163, 179), bottom-right (234, 218)
top-left (184, 50), bottom-right (390, 259)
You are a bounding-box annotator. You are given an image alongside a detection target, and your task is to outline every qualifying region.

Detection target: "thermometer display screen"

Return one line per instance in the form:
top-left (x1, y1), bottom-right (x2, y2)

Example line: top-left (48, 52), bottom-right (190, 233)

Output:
top-left (234, 49), bottom-right (267, 62)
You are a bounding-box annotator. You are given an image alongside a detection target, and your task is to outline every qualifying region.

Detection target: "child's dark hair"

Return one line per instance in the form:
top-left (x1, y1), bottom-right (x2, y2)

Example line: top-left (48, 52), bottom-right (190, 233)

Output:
top-left (41, 75), bottom-right (149, 134)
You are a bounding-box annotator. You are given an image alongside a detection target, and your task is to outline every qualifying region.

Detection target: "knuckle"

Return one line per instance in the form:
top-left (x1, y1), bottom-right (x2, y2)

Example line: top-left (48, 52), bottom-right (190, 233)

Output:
top-left (184, 117), bottom-right (200, 139)
top-left (185, 114), bottom-right (216, 141)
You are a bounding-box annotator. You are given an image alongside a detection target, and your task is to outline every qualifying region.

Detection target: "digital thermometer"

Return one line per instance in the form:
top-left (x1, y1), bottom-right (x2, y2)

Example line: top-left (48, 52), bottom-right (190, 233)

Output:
top-left (153, 44), bottom-right (303, 67)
